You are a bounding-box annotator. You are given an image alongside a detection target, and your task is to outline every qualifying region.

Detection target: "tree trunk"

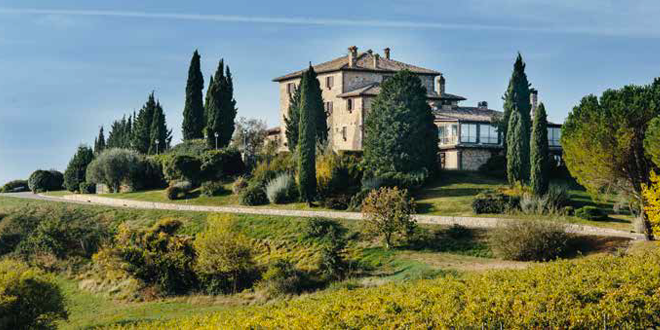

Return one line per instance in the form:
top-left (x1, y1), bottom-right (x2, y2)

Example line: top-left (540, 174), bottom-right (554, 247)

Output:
top-left (638, 197), bottom-right (655, 241)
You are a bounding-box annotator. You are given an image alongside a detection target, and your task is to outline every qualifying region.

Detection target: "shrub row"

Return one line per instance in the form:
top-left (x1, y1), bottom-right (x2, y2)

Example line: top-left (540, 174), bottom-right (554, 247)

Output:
top-left (28, 170), bottom-right (63, 193)
top-left (471, 192), bottom-right (520, 214)
top-left (0, 180), bottom-right (28, 193)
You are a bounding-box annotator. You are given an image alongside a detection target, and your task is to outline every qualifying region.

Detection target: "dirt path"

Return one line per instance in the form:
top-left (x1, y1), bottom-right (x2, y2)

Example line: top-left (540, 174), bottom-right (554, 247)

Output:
top-left (1, 192), bottom-right (644, 240)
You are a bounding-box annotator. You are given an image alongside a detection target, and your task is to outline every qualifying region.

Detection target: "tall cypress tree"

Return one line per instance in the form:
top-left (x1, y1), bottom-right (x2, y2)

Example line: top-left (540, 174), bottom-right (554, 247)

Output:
top-left (132, 93), bottom-right (157, 154)
top-left (507, 107), bottom-right (524, 185)
top-left (297, 66), bottom-right (318, 204)
top-left (284, 85), bottom-right (301, 151)
top-left (530, 102), bottom-right (550, 195)
top-left (206, 60), bottom-right (224, 148)
top-left (305, 68), bottom-right (327, 145)
top-left (206, 60), bottom-right (238, 148)
top-left (148, 101), bottom-right (173, 155)
top-left (94, 126), bottom-right (106, 154)
top-left (204, 75), bottom-right (214, 130)
top-left (500, 53), bottom-right (532, 181)
top-left (182, 50), bottom-right (205, 140)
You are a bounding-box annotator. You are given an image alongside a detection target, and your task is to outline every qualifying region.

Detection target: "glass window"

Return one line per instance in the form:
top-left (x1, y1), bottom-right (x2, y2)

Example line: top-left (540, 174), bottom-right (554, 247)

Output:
top-left (479, 124), bottom-right (499, 144)
top-left (438, 123), bottom-right (458, 145)
top-left (548, 127), bottom-right (561, 146)
top-left (326, 76), bottom-right (334, 89)
top-left (460, 123), bottom-right (477, 143)
top-left (347, 99), bottom-right (353, 111)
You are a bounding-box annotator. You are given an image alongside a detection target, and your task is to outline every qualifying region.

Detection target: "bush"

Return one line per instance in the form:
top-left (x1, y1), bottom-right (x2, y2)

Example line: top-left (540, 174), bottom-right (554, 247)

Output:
top-left (166, 139), bottom-right (210, 157)
top-left (0, 259), bottom-right (68, 329)
top-left (142, 156), bottom-right (167, 190)
top-left (361, 187), bottom-right (416, 249)
top-left (0, 180), bottom-right (28, 193)
top-left (166, 182), bottom-right (192, 201)
top-left (48, 170), bottom-right (64, 191)
top-left (194, 215), bottom-right (258, 294)
top-left (265, 173), bottom-right (298, 204)
top-left (200, 181), bottom-right (229, 197)
top-left (322, 195), bottom-right (349, 210)
top-left (232, 176), bottom-right (248, 195)
top-left (258, 259), bottom-right (305, 297)
top-left (200, 148), bottom-right (245, 182)
top-left (64, 145), bottom-right (95, 192)
top-left (489, 220), bottom-right (570, 261)
top-left (478, 154), bottom-right (506, 178)
top-left (251, 153), bottom-right (295, 187)
top-left (239, 183), bottom-right (268, 206)
top-left (563, 205), bottom-right (575, 216)
top-left (86, 149), bottom-right (146, 192)
top-left (28, 170), bottom-right (61, 193)
top-left (575, 206), bottom-right (607, 221)
top-left (301, 218), bottom-right (347, 241)
top-left (79, 182), bottom-right (96, 194)
top-left (361, 169), bottom-right (429, 191)
top-left (471, 192), bottom-right (520, 214)
top-left (348, 189), bottom-right (372, 211)
top-left (162, 155), bottom-right (202, 185)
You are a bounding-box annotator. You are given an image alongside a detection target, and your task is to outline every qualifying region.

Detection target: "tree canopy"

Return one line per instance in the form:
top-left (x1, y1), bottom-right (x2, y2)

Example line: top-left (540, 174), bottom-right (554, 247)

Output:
top-left (64, 145), bottom-right (95, 192)
top-left (297, 66), bottom-right (319, 203)
top-left (284, 85), bottom-right (301, 151)
top-left (206, 59), bottom-right (238, 149)
top-left (530, 103), bottom-right (550, 195)
top-left (182, 50), bottom-right (205, 140)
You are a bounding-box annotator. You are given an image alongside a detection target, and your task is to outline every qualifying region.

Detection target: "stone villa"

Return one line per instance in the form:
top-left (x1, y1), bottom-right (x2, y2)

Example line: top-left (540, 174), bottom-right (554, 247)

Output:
top-left (270, 46), bottom-right (562, 171)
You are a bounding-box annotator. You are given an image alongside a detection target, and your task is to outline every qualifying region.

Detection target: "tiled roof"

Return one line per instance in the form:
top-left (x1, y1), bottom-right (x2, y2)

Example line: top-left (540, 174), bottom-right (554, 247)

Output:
top-left (273, 50), bottom-right (441, 82)
top-left (337, 82), bottom-right (466, 101)
top-left (434, 107), bottom-right (502, 122)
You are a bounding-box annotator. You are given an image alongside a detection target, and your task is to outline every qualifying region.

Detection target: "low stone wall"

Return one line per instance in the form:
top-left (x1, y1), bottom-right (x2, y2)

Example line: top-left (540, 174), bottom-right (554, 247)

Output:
top-left (61, 194), bottom-right (643, 240)
top-left (461, 148), bottom-right (493, 171)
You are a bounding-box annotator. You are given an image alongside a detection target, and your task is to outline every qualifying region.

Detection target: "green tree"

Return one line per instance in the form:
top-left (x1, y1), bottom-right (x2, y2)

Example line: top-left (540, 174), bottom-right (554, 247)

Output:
top-left (361, 187), bottom-right (416, 249)
top-left (506, 108), bottom-right (524, 185)
top-left (148, 101), bottom-right (172, 155)
top-left (644, 116), bottom-right (660, 167)
top-left (284, 85), bottom-right (301, 151)
top-left (106, 116), bottom-right (132, 149)
top-left (132, 93), bottom-right (157, 154)
top-left (530, 103), bottom-right (550, 195)
top-left (500, 53), bottom-right (532, 180)
top-left (362, 70), bottom-right (439, 179)
top-left (64, 145), bottom-right (95, 192)
top-left (182, 50), bottom-right (205, 140)
top-left (94, 126), bottom-right (106, 155)
top-left (562, 79), bottom-right (660, 240)
top-left (305, 68), bottom-right (328, 145)
top-left (204, 75), bottom-right (214, 127)
top-left (206, 60), bottom-right (238, 149)
top-left (297, 66), bottom-right (318, 204)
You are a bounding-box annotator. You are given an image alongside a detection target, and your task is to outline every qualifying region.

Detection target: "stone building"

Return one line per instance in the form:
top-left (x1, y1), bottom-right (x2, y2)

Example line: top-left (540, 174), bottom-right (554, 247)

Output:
top-left (272, 46), bottom-right (561, 170)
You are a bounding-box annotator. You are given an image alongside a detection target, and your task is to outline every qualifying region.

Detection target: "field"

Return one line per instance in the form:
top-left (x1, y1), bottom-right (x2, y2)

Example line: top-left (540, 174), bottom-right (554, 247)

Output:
top-left (0, 195), bottom-right (633, 328)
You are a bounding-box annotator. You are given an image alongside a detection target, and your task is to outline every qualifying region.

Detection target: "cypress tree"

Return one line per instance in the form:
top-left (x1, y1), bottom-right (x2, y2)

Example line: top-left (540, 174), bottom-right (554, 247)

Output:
top-left (220, 66), bottom-right (238, 147)
top-left (107, 116), bottom-right (130, 149)
top-left (148, 101), bottom-right (173, 155)
top-left (204, 75), bottom-right (214, 129)
top-left (530, 102), bottom-right (550, 195)
top-left (206, 60), bottom-right (224, 148)
top-left (132, 93), bottom-right (157, 154)
top-left (64, 145), bottom-right (95, 192)
top-left (182, 50), bottom-right (205, 140)
top-left (506, 107), bottom-right (524, 185)
top-left (297, 66), bottom-right (318, 204)
top-left (501, 53), bottom-right (532, 181)
top-left (284, 85), bottom-right (301, 151)
top-left (206, 60), bottom-right (238, 148)
top-left (94, 126), bottom-right (106, 154)
top-left (305, 68), bottom-right (328, 145)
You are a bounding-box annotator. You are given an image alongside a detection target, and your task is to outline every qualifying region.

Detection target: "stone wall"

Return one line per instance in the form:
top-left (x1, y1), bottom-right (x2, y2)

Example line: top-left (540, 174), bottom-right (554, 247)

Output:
top-left (460, 148), bottom-right (493, 171)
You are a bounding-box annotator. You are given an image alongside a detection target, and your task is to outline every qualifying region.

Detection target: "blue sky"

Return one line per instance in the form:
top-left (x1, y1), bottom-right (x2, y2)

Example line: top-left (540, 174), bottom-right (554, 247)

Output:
top-left (1, 0), bottom-right (660, 185)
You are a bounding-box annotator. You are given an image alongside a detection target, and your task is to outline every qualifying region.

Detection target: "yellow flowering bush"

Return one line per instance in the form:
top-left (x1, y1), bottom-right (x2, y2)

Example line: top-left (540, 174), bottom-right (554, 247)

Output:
top-left (642, 171), bottom-right (660, 237)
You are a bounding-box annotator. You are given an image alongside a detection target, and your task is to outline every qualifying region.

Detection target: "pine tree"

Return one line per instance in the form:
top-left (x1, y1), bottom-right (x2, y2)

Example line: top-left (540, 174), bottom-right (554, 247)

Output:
top-left (220, 66), bottom-right (238, 147)
top-left (182, 50), bottom-right (205, 140)
top-left (297, 66), bottom-right (318, 204)
top-left (107, 116), bottom-right (131, 149)
top-left (206, 60), bottom-right (238, 148)
top-left (148, 101), bottom-right (173, 155)
top-left (500, 53), bottom-right (532, 181)
top-left (132, 93), bottom-right (157, 154)
top-left (530, 102), bottom-right (550, 195)
top-left (63, 145), bottom-right (95, 192)
top-left (94, 126), bottom-right (106, 154)
top-left (507, 107), bottom-right (524, 185)
top-left (284, 85), bottom-right (301, 151)
top-left (305, 68), bottom-right (328, 145)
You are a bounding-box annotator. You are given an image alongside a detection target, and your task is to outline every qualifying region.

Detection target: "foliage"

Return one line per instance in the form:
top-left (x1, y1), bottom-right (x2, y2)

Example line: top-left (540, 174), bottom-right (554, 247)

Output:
top-left (167, 139), bottom-right (210, 158)
top-left (644, 116), bottom-right (660, 167)
top-left (489, 220), bottom-right (570, 261)
top-left (471, 192), bottom-right (520, 214)
top-left (194, 215), bottom-right (258, 294)
top-left (110, 219), bottom-right (197, 295)
top-left (499, 53), bottom-right (532, 160)
top-left (0, 180), bottom-right (28, 193)
top-left (265, 173), bottom-right (298, 204)
top-left (232, 176), bottom-right (248, 194)
top-left (322, 195), bottom-right (350, 210)
top-left (206, 59), bottom-right (237, 149)
top-left (506, 107), bottom-right (526, 185)
top-left (239, 183), bottom-right (268, 206)
top-left (519, 184), bottom-right (570, 215)
top-left (251, 153), bottom-right (295, 187)
top-left (316, 149), bottom-right (362, 197)
top-left (297, 66), bottom-right (319, 203)
top-left (530, 103), bottom-right (550, 195)
top-left (133, 93), bottom-right (160, 154)
top-left (106, 114), bottom-right (133, 150)
top-left (361, 187), bottom-right (416, 249)
top-left (162, 155), bottom-right (202, 185)
top-left (574, 206), bottom-right (607, 221)
top-left (142, 156), bottom-right (167, 190)
top-left (478, 154), bottom-right (506, 179)
top-left (182, 50), bottom-right (206, 140)
top-left (562, 78), bottom-right (660, 239)
top-left (231, 117), bottom-right (267, 169)
top-left (300, 218), bottom-right (346, 241)
top-left (362, 70), bottom-right (438, 181)
top-left (64, 145), bottom-right (95, 192)
top-left (258, 259), bottom-right (305, 297)
top-left (86, 148), bottom-right (145, 192)
top-left (94, 126), bottom-right (106, 155)
top-left (199, 147), bottom-right (245, 182)
top-left (148, 99), bottom-right (173, 154)
top-left (200, 181), bottom-right (229, 197)
top-left (79, 182), bottom-right (96, 194)
top-left (0, 259), bottom-right (68, 329)
top-left (642, 171), bottom-right (660, 236)
top-left (284, 85), bottom-right (301, 150)
top-left (166, 182), bottom-right (192, 200)
top-left (28, 169), bottom-right (62, 193)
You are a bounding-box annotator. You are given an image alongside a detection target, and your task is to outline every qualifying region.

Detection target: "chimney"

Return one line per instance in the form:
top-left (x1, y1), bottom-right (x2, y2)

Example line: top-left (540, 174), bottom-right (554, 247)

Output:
top-left (348, 46), bottom-right (358, 67)
top-left (373, 54), bottom-right (380, 69)
top-left (434, 74), bottom-right (446, 96)
top-left (530, 88), bottom-right (538, 116)
top-left (478, 101), bottom-right (488, 110)
top-left (383, 47), bottom-right (390, 59)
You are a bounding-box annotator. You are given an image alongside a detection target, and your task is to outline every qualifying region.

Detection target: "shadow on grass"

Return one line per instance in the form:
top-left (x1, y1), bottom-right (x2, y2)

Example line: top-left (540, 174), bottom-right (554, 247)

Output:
top-left (566, 236), bottom-right (632, 257)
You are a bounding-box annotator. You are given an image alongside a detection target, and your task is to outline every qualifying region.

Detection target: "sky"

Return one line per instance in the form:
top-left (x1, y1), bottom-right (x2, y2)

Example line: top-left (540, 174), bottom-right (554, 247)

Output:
top-left (1, 0), bottom-right (660, 185)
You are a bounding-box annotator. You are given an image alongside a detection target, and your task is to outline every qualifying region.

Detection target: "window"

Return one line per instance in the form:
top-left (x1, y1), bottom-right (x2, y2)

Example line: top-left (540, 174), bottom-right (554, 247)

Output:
top-left (342, 126), bottom-right (347, 141)
top-left (326, 76), bottom-right (334, 89)
top-left (324, 101), bottom-right (333, 114)
top-left (287, 83), bottom-right (296, 94)
top-left (548, 127), bottom-right (561, 146)
top-left (479, 124), bottom-right (499, 144)
top-left (460, 123), bottom-right (477, 143)
top-left (347, 99), bottom-right (353, 111)
top-left (438, 123), bottom-right (458, 145)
